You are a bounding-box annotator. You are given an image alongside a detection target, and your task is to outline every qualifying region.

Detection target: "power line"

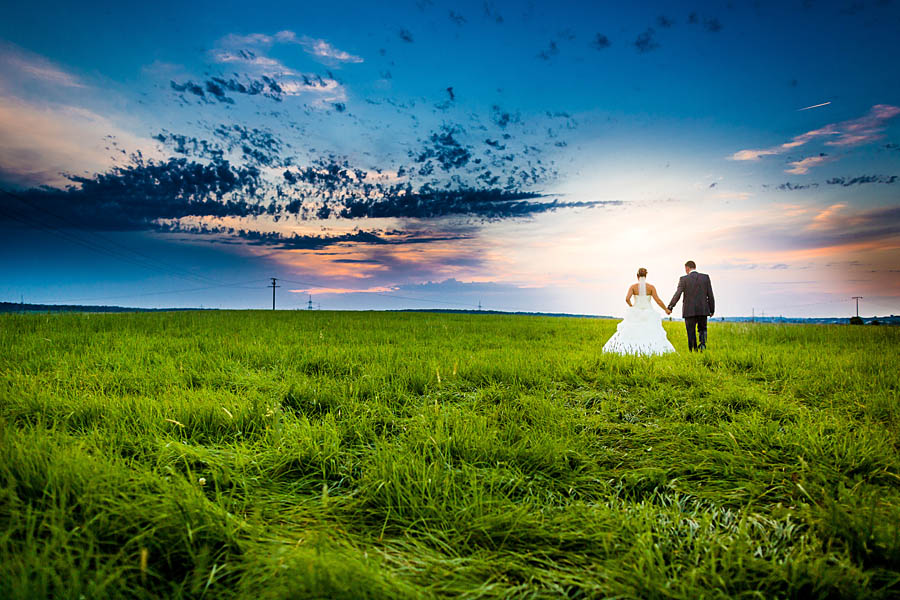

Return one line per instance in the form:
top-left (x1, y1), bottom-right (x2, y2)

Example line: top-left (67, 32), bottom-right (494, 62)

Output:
top-left (0, 202), bottom-right (186, 280)
top-left (27, 278), bottom-right (272, 305)
top-left (0, 187), bottom-right (257, 288)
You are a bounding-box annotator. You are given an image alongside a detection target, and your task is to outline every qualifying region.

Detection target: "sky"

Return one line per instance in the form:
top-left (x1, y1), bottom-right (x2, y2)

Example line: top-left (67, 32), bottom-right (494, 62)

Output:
top-left (1, 0), bottom-right (899, 317)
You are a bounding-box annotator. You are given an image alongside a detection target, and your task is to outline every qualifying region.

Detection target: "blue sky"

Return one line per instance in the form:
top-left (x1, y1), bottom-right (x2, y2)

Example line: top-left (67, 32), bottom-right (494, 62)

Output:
top-left (1, 0), bottom-right (899, 317)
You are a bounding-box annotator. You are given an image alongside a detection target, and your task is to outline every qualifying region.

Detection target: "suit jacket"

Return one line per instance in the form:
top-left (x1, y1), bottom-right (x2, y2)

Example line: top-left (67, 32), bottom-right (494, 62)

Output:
top-left (668, 271), bottom-right (715, 317)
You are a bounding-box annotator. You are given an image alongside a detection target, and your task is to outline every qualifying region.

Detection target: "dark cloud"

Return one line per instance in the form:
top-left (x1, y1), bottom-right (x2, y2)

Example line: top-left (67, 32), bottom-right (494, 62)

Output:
top-left (592, 33), bottom-right (611, 49)
top-left (336, 188), bottom-right (618, 220)
top-left (482, 2), bottom-right (504, 23)
top-left (826, 174), bottom-right (898, 186)
top-left (164, 224), bottom-right (390, 249)
top-left (280, 157), bottom-right (371, 204)
top-left (153, 132), bottom-right (225, 161)
top-left (211, 124), bottom-right (289, 168)
top-left (203, 79), bottom-right (235, 104)
top-left (398, 29), bottom-right (414, 43)
top-left (170, 80), bottom-right (205, 98)
top-left (162, 223), bottom-right (474, 250)
top-left (170, 73), bottom-right (334, 105)
top-left (3, 155), bottom-right (265, 231)
top-left (703, 17), bottom-right (723, 32)
top-left (413, 125), bottom-right (472, 171)
top-left (537, 41), bottom-right (559, 60)
top-left (708, 182), bottom-right (718, 188)
top-left (634, 29), bottom-right (659, 53)
top-left (490, 105), bottom-right (520, 128)
top-left (445, 86), bottom-right (455, 101)
top-left (448, 10), bottom-right (466, 25)
top-left (657, 15), bottom-right (675, 28)
top-left (171, 75), bottom-right (286, 103)
top-left (772, 182), bottom-right (819, 191)
top-left (688, 11), bottom-right (699, 24)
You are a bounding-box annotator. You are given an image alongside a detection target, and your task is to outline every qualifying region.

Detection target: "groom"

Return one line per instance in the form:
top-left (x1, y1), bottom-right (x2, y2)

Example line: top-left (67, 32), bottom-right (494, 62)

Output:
top-left (667, 261), bottom-right (715, 351)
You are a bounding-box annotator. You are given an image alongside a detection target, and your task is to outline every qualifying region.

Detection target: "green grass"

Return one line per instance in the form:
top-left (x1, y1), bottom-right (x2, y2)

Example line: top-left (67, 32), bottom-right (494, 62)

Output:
top-left (1, 311), bottom-right (898, 598)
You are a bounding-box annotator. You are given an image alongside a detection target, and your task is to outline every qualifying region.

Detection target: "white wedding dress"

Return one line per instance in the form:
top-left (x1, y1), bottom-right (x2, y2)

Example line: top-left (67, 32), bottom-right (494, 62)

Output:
top-left (603, 278), bottom-right (675, 356)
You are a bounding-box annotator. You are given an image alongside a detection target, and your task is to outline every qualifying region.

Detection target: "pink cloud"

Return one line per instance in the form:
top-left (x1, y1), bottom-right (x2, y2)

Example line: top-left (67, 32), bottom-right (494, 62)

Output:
top-left (785, 154), bottom-right (835, 174)
top-left (0, 95), bottom-right (163, 188)
top-left (729, 104), bottom-right (900, 170)
top-left (808, 203), bottom-right (847, 230)
top-left (823, 104), bottom-right (900, 146)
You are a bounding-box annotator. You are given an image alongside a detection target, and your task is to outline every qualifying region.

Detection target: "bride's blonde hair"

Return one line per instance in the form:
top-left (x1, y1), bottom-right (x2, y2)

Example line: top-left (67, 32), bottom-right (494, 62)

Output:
top-left (637, 267), bottom-right (648, 278)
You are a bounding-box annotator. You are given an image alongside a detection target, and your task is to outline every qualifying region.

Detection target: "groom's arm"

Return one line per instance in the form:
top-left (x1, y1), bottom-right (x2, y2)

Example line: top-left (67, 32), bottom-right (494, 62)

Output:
top-left (668, 277), bottom-right (684, 311)
top-left (706, 275), bottom-right (715, 316)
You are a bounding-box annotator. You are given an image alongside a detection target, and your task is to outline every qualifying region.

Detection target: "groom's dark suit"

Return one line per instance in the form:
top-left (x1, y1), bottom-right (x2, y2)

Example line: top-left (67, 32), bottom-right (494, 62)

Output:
top-left (668, 271), bottom-right (715, 351)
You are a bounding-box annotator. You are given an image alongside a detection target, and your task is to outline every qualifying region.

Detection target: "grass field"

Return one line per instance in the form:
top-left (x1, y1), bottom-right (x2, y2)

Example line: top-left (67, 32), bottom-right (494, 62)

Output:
top-left (1, 311), bottom-right (898, 598)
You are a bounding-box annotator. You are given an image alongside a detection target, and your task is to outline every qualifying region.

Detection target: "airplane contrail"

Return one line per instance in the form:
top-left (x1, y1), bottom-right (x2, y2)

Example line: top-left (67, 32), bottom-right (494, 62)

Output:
top-left (798, 101), bottom-right (831, 111)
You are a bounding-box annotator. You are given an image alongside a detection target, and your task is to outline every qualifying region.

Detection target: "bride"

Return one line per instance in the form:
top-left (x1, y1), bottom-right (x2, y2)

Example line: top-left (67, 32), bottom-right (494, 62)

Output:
top-left (603, 268), bottom-right (676, 356)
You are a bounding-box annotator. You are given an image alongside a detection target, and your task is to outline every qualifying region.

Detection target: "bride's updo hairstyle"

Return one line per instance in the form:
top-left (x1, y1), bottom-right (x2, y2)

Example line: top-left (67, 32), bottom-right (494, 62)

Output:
top-left (637, 267), bottom-right (648, 279)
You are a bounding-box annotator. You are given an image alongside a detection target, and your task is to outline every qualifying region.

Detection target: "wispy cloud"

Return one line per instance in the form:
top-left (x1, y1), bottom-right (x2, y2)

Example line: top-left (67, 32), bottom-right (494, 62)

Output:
top-left (215, 31), bottom-right (362, 64)
top-left (710, 203), bottom-right (900, 255)
top-left (0, 94), bottom-right (163, 188)
top-left (730, 104), bottom-right (900, 172)
top-left (272, 31), bottom-right (363, 64)
top-left (209, 49), bottom-right (287, 72)
top-left (808, 203), bottom-right (847, 230)
top-left (0, 41), bottom-right (85, 89)
top-left (786, 154), bottom-right (834, 174)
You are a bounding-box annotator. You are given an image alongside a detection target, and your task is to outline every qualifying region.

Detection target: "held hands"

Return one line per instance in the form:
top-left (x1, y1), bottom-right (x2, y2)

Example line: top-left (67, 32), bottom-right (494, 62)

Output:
top-left (665, 308), bottom-right (672, 315)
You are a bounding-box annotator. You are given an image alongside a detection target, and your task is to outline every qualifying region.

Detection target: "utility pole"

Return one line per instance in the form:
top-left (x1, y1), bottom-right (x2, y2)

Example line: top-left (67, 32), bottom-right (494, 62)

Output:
top-left (477, 300), bottom-right (482, 311)
top-left (751, 308), bottom-right (755, 323)
top-left (852, 296), bottom-right (863, 317)
top-left (307, 294), bottom-right (313, 310)
top-left (270, 278), bottom-right (280, 310)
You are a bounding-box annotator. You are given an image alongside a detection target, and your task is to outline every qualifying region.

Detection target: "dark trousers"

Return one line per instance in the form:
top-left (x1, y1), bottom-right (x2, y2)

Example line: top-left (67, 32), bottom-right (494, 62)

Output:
top-left (684, 316), bottom-right (708, 351)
